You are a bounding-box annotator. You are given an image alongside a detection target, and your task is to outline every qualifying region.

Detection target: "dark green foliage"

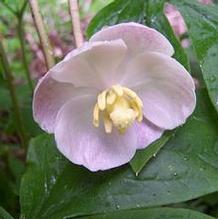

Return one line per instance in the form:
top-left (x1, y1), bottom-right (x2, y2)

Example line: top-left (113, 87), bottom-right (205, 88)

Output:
top-left (171, 0), bottom-right (218, 113)
top-left (80, 208), bottom-right (215, 219)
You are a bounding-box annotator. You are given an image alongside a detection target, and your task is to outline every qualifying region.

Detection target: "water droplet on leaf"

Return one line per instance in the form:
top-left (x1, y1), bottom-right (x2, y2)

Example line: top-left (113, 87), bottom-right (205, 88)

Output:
top-left (183, 156), bottom-right (188, 161)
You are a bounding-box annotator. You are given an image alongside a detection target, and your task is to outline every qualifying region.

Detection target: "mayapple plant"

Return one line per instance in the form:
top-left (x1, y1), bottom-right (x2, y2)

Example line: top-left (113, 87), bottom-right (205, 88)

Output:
top-left (1, 0), bottom-right (218, 218)
top-left (33, 23), bottom-right (196, 171)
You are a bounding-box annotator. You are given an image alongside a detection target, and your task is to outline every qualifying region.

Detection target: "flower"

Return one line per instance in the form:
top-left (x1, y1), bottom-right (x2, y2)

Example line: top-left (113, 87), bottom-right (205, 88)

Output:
top-left (33, 22), bottom-right (196, 171)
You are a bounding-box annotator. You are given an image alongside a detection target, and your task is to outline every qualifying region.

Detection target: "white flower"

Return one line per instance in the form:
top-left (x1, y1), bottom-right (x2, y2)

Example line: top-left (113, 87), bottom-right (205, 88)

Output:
top-left (33, 23), bottom-right (196, 171)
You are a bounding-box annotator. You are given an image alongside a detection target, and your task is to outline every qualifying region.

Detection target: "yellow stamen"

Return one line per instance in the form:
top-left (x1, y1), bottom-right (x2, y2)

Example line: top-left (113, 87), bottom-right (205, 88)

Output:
top-left (112, 84), bottom-right (123, 96)
top-left (106, 90), bottom-right (116, 105)
top-left (93, 103), bottom-right (99, 127)
top-left (103, 114), bottom-right (113, 133)
top-left (123, 87), bottom-right (143, 106)
top-left (92, 85), bottom-right (143, 134)
top-left (130, 100), bottom-right (143, 122)
top-left (97, 90), bottom-right (107, 110)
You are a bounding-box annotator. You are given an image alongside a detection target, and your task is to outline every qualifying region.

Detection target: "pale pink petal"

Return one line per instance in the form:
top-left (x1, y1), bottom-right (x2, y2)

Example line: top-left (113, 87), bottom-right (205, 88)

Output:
top-left (54, 95), bottom-right (138, 171)
top-left (51, 40), bottom-right (127, 90)
top-left (33, 72), bottom-right (97, 133)
top-left (134, 119), bottom-right (164, 149)
top-left (90, 22), bottom-right (174, 57)
top-left (123, 52), bottom-right (196, 130)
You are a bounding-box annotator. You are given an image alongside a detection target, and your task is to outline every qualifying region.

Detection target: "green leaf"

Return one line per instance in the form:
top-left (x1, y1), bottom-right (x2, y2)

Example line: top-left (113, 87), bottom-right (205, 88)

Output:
top-left (171, 0), bottom-right (218, 112)
top-left (0, 0), bottom-right (27, 15)
top-left (0, 207), bottom-right (14, 219)
top-left (20, 87), bottom-right (218, 219)
top-left (8, 155), bottom-right (25, 196)
top-left (202, 192), bottom-right (218, 206)
top-left (87, 0), bottom-right (190, 70)
top-left (130, 131), bottom-right (173, 176)
top-left (0, 171), bottom-right (16, 212)
top-left (81, 208), bottom-right (215, 219)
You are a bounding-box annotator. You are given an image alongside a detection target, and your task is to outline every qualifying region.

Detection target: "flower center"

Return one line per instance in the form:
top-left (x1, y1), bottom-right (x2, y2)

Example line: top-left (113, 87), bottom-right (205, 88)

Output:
top-left (93, 85), bottom-right (143, 134)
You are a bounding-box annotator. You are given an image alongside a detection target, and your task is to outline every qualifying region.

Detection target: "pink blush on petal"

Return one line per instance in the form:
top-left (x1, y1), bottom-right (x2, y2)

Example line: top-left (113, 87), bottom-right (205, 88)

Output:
top-left (134, 119), bottom-right (164, 149)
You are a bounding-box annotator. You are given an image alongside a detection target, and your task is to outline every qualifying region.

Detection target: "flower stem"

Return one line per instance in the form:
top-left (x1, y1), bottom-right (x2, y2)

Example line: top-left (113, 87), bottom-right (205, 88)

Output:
top-left (0, 40), bottom-right (28, 150)
top-left (68, 0), bottom-right (84, 48)
top-left (28, 0), bottom-right (55, 70)
top-left (17, 17), bottom-right (33, 92)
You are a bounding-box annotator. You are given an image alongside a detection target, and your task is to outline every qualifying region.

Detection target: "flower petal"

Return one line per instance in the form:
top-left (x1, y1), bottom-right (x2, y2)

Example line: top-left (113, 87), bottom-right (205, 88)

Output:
top-left (51, 40), bottom-right (127, 90)
top-left (54, 95), bottom-right (137, 171)
top-left (33, 72), bottom-right (97, 133)
top-left (124, 52), bottom-right (196, 130)
top-left (90, 22), bottom-right (174, 57)
top-left (134, 119), bottom-right (164, 149)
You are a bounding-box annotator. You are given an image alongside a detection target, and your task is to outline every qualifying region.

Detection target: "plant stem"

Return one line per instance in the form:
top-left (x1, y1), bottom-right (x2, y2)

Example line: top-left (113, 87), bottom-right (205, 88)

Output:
top-left (20, 0), bottom-right (28, 16)
top-left (28, 0), bottom-right (55, 70)
top-left (17, 17), bottom-right (33, 92)
top-left (68, 0), bottom-right (84, 48)
top-left (1, 0), bottom-right (33, 92)
top-left (0, 40), bottom-right (28, 150)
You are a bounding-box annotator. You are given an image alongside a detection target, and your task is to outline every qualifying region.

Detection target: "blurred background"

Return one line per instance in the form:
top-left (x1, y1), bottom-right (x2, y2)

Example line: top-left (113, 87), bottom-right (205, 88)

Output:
top-left (0, 0), bottom-right (217, 218)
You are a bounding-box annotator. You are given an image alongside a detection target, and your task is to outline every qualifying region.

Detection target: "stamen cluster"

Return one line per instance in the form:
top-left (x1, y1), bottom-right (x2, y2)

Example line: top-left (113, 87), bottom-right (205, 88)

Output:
top-left (93, 85), bottom-right (143, 134)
